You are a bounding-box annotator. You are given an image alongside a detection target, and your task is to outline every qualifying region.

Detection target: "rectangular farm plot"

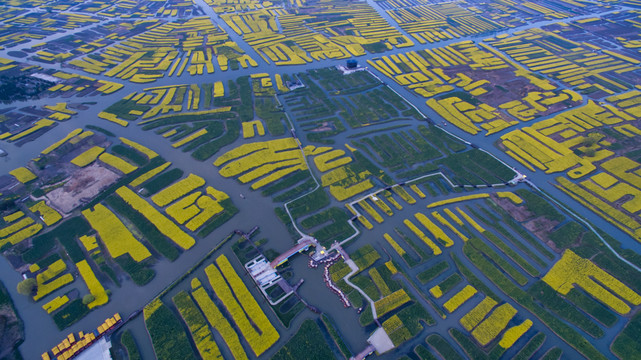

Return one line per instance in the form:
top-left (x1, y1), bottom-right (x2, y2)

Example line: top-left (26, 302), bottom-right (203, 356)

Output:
top-left (116, 186), bottom-right (195, 250)
top-left (403, 218), bottom-right (441, 255)
top-left (374, 289), bottom-right (411, 317)
top-left (543, 249), bottom-right (641, 314)
top-left (33, 259), bottom-right (74, 301)
top-left (191, 279), bottom-right (249, 360)
top-left (76, 260), bottom-right (108, 309)
top-left (471, 303), bottom-right (517, 346)
top-left (173, 291), bottom-right (223, 360)
top-left (443, 285), bottom-right (477, 313)
top-left (82, 204), bottom-right (151, 262)
top-left (460, 296), bottom-right (498, 331)
top-left (214, 138), bottom-right (308, 190)
top-left (204, 255), bottom-right (279, 356)
top-left (151, 173), bottom-right (206, 207)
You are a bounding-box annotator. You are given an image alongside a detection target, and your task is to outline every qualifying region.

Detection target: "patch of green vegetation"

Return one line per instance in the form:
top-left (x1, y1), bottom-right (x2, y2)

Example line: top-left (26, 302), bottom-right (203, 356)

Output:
top-left (288, 188), bottom-right (330, 218)
top-left (321, 314), bottom-right (352, 358)
top-left (197, 198), bottom-right (238, 237)
top-left (120, 330), bottom-right (142, 360)
top-left (449, 328), bottom-right (505, 360)
top-left (0, 279), bottom-right (23, 360)
top-left (354, 129), bottom-right (441, 174)
top-left (300, 207), bottom-right (354, 247)
top-left (271, 319), bottom-right (334, 360)
top-left (111, 144), bottom-right (148, 166)
top-left (351, 244), bottom-right (381, 271)
top-left (513, 332), bottom-right (545, 360)
top-left (347, 124), bottom-right (411, 139)
top-left (541, 347), bottom-right (563, 360)
top-left (548, 221), bottom-right (584, 248)
top-left (483, 201), bottom-right (548, 267)
top-left (397, 302), bottom-right (435, 329)
top-left (142, 112), bottom-right (234, 131)
top-left (261, 171), bottom-right (311, 197)
top-left (612, 309), bottom-right (641, 358)
top-left (462, 242), bottom-right (606, 360)
top-left (435, 273), bottom-right (462, 295)
top-left (22, 216), bottom-right (89, 263)
top-left (437, 149), bottom-right (514, 185)
top-left (413, 344), bottom-right (438, 360)
top-left (114, 254), bottom-right (155, 286)
top-left (351, 274), bottom-right (380, 300)
top-left (528, 281), bottom-right (603, 338)
top-left (86, 125), bottom-right (115, 137)
top-left (52, 299), bottom-right (89, 330)
top-left (565, 288), bottom-right (617, 327)
top-left (274, 207), bottom-right (299, 240)
top-left (425, 334), bottom-right (464, 360)
top-left (255, 96), bottom-right (285, 135)
top-left (486, 201), bottom-right (554, 259)
top-left (145, 301), bottom-right (197, 360)
top-left (273, 179), bottom-right (316, 203)
top-left (353, 151), bottom-right (394, 186)
top-left (515, 189), bottom-right (564, 222)
top-left (237, 76), bottom-right (253, 122)
top-left (192, 119), bottom-right (241, 161)
top-left (418, 125), bottom-right (466, 153)
top-left (481, 231), bottom-right (539, 277)
top-left (417, 261), bottom-right (448, 284)
top-left (141, 168), bottom-right (184, 195)
top-left (272, 295), bottom-right (304, 328)
top-left (362, 41), bottom-right (388, 53)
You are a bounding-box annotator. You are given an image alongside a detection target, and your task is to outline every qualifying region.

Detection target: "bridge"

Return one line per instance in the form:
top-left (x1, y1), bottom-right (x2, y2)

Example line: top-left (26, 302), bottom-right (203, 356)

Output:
top-left (270, 238), bottom-right (316, 268)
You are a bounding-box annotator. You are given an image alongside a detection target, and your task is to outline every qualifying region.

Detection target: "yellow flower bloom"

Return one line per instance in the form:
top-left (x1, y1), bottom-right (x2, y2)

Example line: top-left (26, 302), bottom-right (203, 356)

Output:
top-left (203, 255), bottom-right (279, 356)
top-left (82, 204), bottom-right (151, 262)
top-left (70, 146), bottom-right (105, 167)
top-left (384, 233), bottom-right (406, 256)
top-left (499, 319), bottom-right (533, 349)
top-left (375, 289), bottom-right (411, 316)
top-left (151, 173), bottom-right (205, 207)
top-left (472, 303), bottom-right (517, 346)
top-left (76, 260), bottom-right (108, 309)
top-left (543, 249), bottom-right (641, 314)
top-left (42, 295), bottom-right (69, 314)
top-left (460, 296), bottom-right (498, 331)
top-left (404, 219), bottom-right (441, 255)
top-left (116, 186), bottom-right (195, 250)
top-left (427, 193), bottom-right (490, 208)
top-left (9, 167), bottom-right (37, 183)
top-left (33, 259), bottom-right (74, 301)
top-left (443, 285), bottom-right (477, 313)
top-left (29, 201), bottom-right (62, 226)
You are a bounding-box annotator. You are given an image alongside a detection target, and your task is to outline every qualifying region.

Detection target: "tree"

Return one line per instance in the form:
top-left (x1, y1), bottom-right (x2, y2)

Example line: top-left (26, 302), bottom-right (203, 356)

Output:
top-left (82, 294), bottom-right (95, 305)
top-left (17, 278), bottom-right (36, 296)
top-left (583, 148), bottom-right (597, 157)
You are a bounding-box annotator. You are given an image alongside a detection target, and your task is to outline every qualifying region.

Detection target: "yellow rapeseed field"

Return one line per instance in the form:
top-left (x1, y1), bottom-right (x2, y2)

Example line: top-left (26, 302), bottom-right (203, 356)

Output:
top-left (543, 249), bottom-right (641, 314)
top-left (82, 204), bottom-right (151, 262)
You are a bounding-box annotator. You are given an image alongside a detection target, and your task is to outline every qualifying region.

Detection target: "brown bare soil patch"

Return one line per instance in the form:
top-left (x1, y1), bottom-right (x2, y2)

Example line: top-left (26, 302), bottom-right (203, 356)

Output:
top-left (46, 163), bottom-right (120, 213)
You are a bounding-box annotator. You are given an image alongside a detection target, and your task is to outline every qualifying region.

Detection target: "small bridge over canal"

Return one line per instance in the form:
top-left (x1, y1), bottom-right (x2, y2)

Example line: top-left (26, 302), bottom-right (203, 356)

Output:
top-left (270, 237), bottom-right (317, 268)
